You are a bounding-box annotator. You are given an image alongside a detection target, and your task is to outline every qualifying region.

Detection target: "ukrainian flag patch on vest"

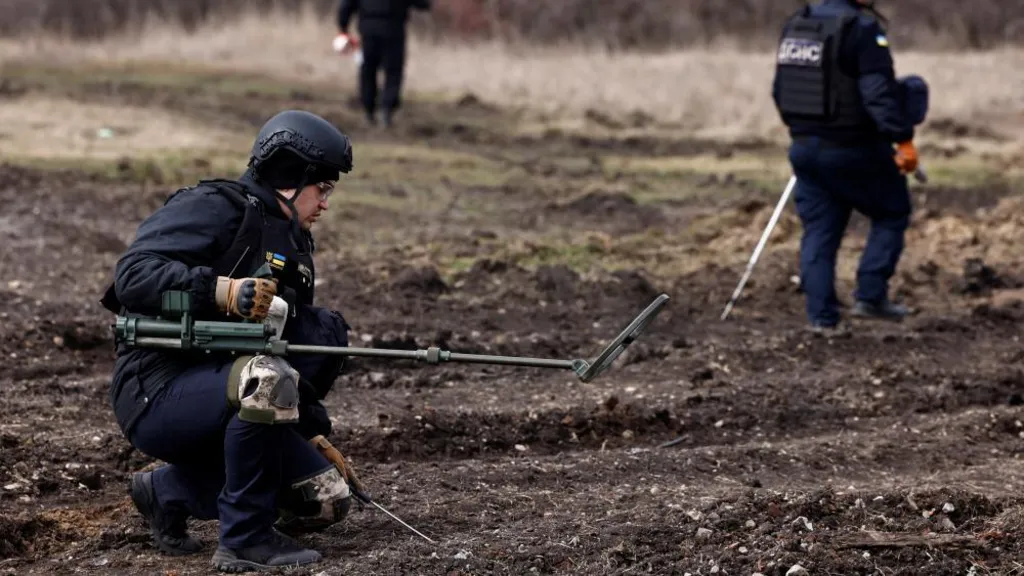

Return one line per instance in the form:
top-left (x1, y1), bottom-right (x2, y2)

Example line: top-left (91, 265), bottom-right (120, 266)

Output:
top-left (267, 252), bottom-right (287, 270)
top-left (876, 34), bottom-right (889, 47)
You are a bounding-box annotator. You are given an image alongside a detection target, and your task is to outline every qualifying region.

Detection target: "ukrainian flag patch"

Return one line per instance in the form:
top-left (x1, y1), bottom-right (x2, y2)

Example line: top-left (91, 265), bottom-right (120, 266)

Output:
top-left (267, 252), bottom-right (287, 269)
top-left (876, 34), bottom-right (889, 47)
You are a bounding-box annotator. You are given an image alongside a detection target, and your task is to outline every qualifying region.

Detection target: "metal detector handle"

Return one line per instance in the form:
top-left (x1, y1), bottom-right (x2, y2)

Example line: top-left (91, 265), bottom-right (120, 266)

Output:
top-left (243, 262), bottom-right (277, 326)
top-left (720, 175), bottom-right (796, 320)
top-left (913, 166), bottom-right (928, 184)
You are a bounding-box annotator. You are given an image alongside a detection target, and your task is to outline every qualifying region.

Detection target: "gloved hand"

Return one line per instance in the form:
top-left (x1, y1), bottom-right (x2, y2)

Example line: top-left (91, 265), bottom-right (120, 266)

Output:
top-left (215, 276), bottom-right (278, 320)
top-left (894, 140), bottom-right (919, 174)
top-left (310, 435), bottom-right (369, 500)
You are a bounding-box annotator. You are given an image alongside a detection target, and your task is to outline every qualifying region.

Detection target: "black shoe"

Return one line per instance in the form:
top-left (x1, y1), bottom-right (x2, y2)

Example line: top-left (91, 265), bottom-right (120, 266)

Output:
top-left (851, 300), bottom-right (910, 322)
top-left (365, 111), bottom-right (377, 126)
top-left (129, 470), bottom-right (203, 556)
top-left (211, 530), bottom-right (322, 572)
top-left (804, 322), bottom-right (850, 338)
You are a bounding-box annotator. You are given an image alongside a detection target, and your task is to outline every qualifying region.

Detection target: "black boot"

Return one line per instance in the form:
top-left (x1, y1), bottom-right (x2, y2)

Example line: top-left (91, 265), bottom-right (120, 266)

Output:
top-left (129, 470), bottom-right (203, 556)
top-left (211, 529), bottom-right (322, 572)
top-left (851, 299), bottom-right (910, 322)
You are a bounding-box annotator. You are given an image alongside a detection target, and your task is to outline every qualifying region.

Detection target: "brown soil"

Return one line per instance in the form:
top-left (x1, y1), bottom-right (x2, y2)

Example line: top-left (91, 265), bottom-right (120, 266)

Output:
top-left (1, 78), bottom-right (1023, 576)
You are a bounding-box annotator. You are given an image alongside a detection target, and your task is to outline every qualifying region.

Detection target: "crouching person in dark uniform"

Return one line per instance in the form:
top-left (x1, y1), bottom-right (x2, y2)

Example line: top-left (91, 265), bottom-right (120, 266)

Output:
top-left (100, 110), bottom-right (356, 571)
top-left (772, 0), bottom-right (920, 330)
top-left (337, 0), bottom-right (431, 127)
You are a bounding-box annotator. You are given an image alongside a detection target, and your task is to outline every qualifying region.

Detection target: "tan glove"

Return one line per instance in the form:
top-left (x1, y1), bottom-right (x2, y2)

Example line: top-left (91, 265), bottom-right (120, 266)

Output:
top-left (894, 140), bottom-right (919, 174)
top-left (215, 276), bottom-right (278, 320)
top-left (310, 435), bottom-right (366, 495)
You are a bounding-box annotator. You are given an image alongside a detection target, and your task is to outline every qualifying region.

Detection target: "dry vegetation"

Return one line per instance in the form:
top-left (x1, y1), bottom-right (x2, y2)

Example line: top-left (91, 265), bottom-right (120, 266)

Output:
top-left (4, 5), bottom-right (1024, 576)
top-left (4, 0), bottom-right (1024, 49)
top-left (2, 7), bottom-right (1024, 146)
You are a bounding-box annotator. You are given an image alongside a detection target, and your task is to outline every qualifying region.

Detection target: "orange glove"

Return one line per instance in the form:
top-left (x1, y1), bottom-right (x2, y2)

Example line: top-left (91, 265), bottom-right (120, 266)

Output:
top-left (894, 140), bottom-right (918, 174)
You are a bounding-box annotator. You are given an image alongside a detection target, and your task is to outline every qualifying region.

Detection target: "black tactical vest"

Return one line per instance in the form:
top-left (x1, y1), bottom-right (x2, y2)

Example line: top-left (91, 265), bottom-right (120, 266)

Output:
top-left (775, 7), bottom-right (872, 133)
top-left (204, 180), bottom-right (317, 308)
top-left (101, 179), bottom-right (316, 317)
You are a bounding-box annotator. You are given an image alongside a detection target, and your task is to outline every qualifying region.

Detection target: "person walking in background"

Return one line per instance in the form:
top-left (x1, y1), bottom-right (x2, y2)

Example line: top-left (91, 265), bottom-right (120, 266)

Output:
top-left (772, 0), bottom-right (919, 331)
top-left (336, 0), bottom-right (431, 127)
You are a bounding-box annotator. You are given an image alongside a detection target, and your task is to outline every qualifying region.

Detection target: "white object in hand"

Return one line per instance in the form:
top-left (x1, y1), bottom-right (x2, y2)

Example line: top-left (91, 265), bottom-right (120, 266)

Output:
top-left (333, 34), bottom-right (351, 53)
top-left (264, 296), bottom-right (289, 339)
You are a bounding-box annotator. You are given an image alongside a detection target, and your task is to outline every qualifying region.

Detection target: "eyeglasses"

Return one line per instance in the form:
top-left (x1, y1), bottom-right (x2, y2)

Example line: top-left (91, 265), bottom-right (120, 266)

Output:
top-left (315, 181), bottom-right (336, 201)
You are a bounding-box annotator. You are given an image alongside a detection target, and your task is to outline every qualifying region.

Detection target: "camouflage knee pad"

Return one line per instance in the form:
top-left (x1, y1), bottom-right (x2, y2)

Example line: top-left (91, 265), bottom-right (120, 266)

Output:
top-left (227, 355), bottom-right (300, 424)
top-left (276, 466), bottom-right (352, 535)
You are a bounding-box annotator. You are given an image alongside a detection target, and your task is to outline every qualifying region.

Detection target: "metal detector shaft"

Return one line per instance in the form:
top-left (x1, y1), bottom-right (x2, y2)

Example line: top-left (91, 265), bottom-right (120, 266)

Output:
top-left (720, 175), bottom-right (796, 321)
top-left (287, 344), bottom-right (578, 370)
top-left (131, 337), bottom-right (576, 370)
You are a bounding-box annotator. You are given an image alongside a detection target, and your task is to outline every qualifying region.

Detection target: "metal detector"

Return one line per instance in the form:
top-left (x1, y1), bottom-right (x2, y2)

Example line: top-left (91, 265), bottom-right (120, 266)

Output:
top-left (115, 292), bottom-right (671, 383)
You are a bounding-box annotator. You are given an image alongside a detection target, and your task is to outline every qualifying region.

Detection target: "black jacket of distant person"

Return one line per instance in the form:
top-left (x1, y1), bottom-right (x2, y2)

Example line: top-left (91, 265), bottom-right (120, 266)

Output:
top-left (337, 0), bottom-right (431, 37)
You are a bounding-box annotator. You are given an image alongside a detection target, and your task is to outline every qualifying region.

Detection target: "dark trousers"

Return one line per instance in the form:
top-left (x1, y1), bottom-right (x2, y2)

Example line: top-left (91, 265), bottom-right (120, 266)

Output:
top-left (359, 28), bottom-right (407, 117)
top-left (127, 305), bottom-right (349, 549)
top-left (128, 363), bottom-right (329, 548)
top-left (789, 136), bottom-right (912, 326)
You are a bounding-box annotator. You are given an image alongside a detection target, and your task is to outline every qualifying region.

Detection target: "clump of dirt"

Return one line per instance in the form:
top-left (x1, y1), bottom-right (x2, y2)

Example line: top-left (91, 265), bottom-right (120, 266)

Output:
top-left (0, 515), bottom-right (62, 559)
top-left (954, 257), bottom-right (1006, 295)
top-left (389, 266), bottom-right (449, 295)
top-left (915, 182), bottom-right (1011, 214)
top-left (925, 118), bottom-right (1006, 142)
top-left (546, 190), bottom-right (665, 234)
top-left (602, 269), bottom-right (662, 302)
top-left (584, 108), bottom-right (625, 130)
top-left (454, 92), bottom-right (497, 113)
top-left (534, 264), bottom-right (579, 297)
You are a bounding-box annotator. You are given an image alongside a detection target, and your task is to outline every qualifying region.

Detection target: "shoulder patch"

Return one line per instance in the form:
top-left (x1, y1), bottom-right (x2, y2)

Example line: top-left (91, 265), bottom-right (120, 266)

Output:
top-left (875, 34), bottom-right (889, 47)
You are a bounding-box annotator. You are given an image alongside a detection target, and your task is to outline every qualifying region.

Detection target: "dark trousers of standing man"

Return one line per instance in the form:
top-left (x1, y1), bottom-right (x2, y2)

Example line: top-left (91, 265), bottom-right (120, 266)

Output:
top-left (789, 136), bottom-right (912, 327)
top-left (359, 26), bottom-right (407, 122)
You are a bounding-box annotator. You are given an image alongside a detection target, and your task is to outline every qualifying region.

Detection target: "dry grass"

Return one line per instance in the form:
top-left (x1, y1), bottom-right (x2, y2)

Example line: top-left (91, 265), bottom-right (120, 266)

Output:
top-left (2, 7), bottom-right (1023, 144)
top-left (0, 95), bottom-right (246, 161)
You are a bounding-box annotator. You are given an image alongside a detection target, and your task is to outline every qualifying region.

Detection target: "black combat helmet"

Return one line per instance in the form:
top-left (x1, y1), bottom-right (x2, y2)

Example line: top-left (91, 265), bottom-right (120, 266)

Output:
top-left (247, 110), bottom-right (353, 251)
top-left (250, 109), bottom-right (353, 177)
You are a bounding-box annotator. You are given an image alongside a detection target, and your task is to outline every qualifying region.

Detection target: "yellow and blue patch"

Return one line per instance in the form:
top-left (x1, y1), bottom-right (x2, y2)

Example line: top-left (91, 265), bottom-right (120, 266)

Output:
top-left (266, 252), bottom-right (287, 270)
top-left (875, 34), bottom-right (889, 47)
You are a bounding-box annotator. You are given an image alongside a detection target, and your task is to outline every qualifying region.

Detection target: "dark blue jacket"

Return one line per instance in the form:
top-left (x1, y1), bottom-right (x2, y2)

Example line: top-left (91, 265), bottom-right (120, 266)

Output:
top-left (338, 0), bottom-right (430, 36)
top-left (773, 0), bottom-right (914, 144)
top-left (102, 172), bottom-right (347, 437)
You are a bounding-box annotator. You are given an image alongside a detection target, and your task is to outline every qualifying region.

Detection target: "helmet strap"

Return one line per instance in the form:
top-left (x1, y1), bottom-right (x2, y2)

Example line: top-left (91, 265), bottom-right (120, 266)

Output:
top-left (272, 167), bottom-right (313, 254)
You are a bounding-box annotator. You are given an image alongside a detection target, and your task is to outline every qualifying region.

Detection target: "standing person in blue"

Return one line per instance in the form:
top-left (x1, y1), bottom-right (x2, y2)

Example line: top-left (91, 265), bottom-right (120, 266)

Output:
top-left (101, 110), bottom-right (357, 572)
top-left (772, 0), bottom-right (920, 330)
top-left (336, 0), bottom-right (431, 127)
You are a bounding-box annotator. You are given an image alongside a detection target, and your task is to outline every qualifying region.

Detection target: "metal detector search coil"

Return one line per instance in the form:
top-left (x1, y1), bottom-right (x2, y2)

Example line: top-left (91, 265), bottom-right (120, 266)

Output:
top-left (114, 292), bottom-right (671, 383)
